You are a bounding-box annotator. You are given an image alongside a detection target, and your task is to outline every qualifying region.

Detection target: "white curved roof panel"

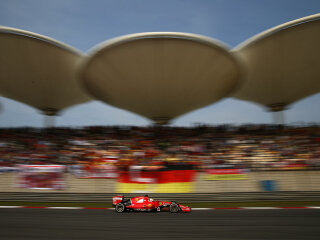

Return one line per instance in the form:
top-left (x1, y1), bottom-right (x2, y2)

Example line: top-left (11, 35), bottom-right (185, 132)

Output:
top-left (233, 13), bottom-right (320, 111)
top-left (0, 26), bottom-right (90, 115)
top-left (81, 32), bottom-right (241, 124)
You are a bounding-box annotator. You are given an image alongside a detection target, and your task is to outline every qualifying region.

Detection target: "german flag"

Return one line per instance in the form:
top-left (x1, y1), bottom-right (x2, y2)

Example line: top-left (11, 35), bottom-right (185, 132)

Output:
top-left (116, 165), bottom-right (197, 193)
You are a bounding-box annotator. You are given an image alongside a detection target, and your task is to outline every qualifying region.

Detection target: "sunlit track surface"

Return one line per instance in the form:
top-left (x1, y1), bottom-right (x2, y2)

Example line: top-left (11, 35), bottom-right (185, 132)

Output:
top-left (1, 209), bottom-right (320, 240)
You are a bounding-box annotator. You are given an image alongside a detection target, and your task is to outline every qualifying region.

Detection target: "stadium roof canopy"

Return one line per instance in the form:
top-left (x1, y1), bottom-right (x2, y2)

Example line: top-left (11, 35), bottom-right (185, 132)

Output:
top-left (81, 32), bottom-right (241, 124)
top-left (0, 26), bottom-right (90, 116)
top-left (232, 13), bottom-right (320, 111)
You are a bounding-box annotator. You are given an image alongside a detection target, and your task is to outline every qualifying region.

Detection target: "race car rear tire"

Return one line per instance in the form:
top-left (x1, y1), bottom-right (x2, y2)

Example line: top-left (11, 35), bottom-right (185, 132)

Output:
top-left (115, 203), bottom-right (126, 213)
top-left (169, 203), bottom-right (180, 213)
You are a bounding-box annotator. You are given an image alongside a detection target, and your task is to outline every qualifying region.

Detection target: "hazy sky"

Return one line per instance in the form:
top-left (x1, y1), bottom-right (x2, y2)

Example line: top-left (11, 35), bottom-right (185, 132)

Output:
top-left (0, 0), bottom-right (319, 127)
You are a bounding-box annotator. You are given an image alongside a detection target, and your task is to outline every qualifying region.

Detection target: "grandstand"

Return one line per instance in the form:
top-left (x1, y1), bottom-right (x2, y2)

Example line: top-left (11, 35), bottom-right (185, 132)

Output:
top-left (0, 14), bottom-right (320, 194)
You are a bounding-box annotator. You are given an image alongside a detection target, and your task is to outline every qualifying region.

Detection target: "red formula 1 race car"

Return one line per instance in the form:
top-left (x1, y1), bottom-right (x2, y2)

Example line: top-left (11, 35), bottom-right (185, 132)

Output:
top-left (112, 195), bottom-right (191, 213)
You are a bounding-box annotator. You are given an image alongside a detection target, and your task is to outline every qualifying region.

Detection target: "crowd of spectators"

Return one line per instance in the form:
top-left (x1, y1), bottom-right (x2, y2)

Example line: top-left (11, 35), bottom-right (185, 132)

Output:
top-left (0, 124), bottom-right (320, 172)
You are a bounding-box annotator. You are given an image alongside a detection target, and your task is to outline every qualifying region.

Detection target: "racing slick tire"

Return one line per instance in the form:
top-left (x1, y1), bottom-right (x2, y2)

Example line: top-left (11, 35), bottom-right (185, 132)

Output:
top-left (115, 203), bottom-right (126, 213)
top-left (169, 203), bottom-right (180, 213)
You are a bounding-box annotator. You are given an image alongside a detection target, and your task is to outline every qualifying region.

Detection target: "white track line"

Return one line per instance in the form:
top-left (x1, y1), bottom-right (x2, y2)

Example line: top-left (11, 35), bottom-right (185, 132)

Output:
top-left (0, 206), bottom-right (21, 208)
top-left (306, 206), bottom-right (320, 209)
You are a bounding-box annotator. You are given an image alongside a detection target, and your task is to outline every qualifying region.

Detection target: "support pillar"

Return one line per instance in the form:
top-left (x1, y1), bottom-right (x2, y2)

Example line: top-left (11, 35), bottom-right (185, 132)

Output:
top-left (43, 115), bottom-right (56, 128)
top-left (152, 117), bottom-right (171, 126)
top-left (40, 107), bottom-right (59, 128)
top-left (272, 111), bottom-right (285, 125)
top-left (267, 103), bottom-right (288, 125)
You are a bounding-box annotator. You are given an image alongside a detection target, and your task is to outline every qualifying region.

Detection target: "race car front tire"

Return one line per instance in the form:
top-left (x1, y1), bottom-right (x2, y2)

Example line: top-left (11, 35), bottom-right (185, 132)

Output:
top-left (169, 203), bottom-right (180, 213)
top-left (115, 203), bottom-right (126, 213)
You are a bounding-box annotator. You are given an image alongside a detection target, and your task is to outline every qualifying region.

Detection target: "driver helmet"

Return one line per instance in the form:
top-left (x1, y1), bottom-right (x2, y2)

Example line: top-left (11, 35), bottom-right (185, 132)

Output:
top-left (150, 198), bottom-right (153, 202)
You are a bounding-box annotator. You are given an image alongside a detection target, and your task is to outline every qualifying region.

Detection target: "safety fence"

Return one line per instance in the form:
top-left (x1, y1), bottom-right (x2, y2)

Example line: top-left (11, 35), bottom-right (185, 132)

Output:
top-left (1, 171), bottom-right (320, 195)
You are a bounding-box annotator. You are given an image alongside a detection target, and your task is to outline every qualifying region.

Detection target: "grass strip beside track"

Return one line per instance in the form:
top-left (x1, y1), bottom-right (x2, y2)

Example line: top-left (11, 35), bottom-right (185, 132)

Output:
top-left (0, 201), bottom-right (320, 208)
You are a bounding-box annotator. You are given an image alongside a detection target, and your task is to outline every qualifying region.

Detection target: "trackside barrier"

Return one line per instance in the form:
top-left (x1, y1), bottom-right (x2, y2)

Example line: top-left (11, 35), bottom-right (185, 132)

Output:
top-left (2, 171), bottom-right (320, 192)
top-left (1, 192), bottom-right (320, 203)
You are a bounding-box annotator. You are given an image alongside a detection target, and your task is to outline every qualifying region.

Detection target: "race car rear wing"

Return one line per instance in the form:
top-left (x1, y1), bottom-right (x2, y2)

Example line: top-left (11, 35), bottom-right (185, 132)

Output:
top-left (112, 195), bottom-right (124, 206)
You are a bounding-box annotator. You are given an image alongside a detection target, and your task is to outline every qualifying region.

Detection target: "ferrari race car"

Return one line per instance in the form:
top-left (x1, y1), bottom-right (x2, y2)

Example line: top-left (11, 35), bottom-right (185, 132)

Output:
top-left (112, 195), bottom-right (191, 213)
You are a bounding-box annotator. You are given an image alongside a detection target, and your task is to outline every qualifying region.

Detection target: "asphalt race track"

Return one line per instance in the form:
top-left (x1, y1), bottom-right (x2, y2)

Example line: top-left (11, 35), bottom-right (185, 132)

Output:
top-left (1, 209), bottom-right (320, 240)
